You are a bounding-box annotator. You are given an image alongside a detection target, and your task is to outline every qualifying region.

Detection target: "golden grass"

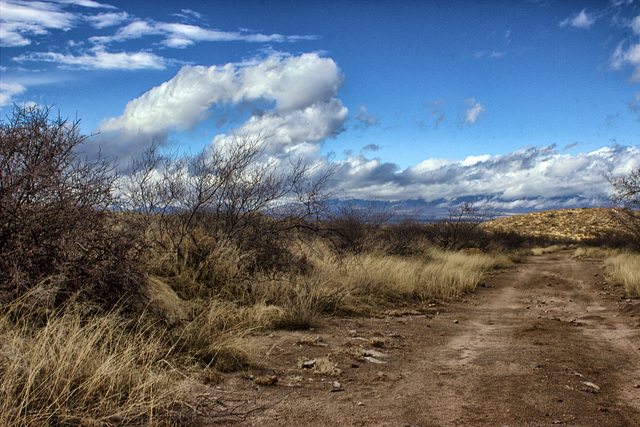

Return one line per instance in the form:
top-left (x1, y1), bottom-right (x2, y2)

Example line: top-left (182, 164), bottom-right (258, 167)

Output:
top-left (604, 253), bottom-right (640, 298)
top-left (574, 247), bottom-right (621, 259)
top-left (0, 298), bottom-right (185, 426)
top-left (530, 245), bottom-right (568, 255)
top-left (483, 208), bottom-right (622, 241)
top-left (1, 231), bottom-right (516, 424)
top-left (309, 246), bottom-right (512, 310)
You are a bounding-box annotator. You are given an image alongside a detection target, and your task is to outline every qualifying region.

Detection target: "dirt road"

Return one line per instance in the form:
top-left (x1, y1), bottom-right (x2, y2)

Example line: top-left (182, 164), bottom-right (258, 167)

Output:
top-left (200, 251), bottom-right (640, 426)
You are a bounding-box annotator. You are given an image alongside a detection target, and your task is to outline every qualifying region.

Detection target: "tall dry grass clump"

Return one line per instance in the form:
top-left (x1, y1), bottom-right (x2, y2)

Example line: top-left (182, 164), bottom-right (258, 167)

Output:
top-left (0, 297), bottom-right (188, 426)
top-left (308, 242), bottom-right (512, 311)
top-left (604, 253), bottom-right (640, 297)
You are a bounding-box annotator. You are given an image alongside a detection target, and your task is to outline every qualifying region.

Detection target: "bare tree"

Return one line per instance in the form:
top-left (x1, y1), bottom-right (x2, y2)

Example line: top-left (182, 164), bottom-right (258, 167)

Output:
top-left (0, 106), bottom-right (143, 306)
top-left (120, 133), bottom-right (332, 278)
top-left (607, 168), bottom-right (640, 245)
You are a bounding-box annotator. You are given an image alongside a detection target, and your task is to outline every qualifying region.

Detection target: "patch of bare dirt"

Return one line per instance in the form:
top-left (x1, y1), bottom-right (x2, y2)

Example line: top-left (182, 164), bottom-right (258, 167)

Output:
top-left (193, 251), bottom-right (640, 426)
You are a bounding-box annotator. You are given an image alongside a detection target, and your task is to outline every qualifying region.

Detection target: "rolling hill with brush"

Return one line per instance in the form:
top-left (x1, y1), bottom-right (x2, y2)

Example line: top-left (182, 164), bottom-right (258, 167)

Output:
top-left (483, 207), bottom-right (624, 242)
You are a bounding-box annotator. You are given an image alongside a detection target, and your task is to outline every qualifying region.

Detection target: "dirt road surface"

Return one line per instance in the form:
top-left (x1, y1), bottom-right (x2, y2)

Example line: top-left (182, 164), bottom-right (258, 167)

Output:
top-left (198, 251), bottom-right (640, 426)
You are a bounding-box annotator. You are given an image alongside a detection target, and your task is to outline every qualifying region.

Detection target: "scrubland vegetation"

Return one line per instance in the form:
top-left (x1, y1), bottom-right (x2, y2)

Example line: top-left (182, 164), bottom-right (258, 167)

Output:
top-left (1, 106), bottom-right (639, 425)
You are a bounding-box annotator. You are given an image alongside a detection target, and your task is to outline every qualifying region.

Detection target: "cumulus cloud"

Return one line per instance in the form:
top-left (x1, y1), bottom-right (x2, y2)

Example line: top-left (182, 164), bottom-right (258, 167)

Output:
top-left (462, 98), bottom-right (486, 126)
top-left (94, 53), bottom-right (347, 160)
top-left (560, 9), bottom-right (597, 29)
top-left (14, 48), bottom-right (167, 70)
top-left (0, 81), bottom-right (26, 106)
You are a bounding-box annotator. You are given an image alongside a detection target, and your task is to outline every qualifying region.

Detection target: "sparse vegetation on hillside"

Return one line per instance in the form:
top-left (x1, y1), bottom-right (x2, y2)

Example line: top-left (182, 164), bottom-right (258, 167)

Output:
top-left (482, 208), bottom-right (627, 244)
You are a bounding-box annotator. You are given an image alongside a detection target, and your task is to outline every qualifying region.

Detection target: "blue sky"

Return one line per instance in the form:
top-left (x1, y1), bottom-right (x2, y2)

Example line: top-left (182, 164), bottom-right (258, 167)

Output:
top-left (1, 0), bottom-right (639, 211)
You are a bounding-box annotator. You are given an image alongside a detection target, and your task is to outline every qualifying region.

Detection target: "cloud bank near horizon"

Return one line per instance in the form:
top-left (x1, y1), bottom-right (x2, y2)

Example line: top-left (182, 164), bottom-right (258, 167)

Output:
top-left (92, 52), bottom-right (639, 210)
top-left (331, 145), bottom-right (639, 209)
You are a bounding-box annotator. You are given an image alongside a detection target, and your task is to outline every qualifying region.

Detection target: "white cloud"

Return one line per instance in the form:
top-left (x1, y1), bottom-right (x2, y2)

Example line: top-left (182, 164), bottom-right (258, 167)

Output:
top-left (95, 53), bottom-right (347, 160)
top-left (14, 48), bottom-right (167, 70)
top-left (463, 98), bottom-right (486, 125)
top-left (606, 14), bottom-right (640, 81)
top-left (90, 19), bottom-right (316, 49)
top-left (560, 9), bottom-right (597, 29)
top-left (0, 0), bottom-right (115, 47)
top-left (56, 0), bottom-right (116, 8)
top-left (353, 105), bottom-right (380, 129)
top-left (0, 81), bottom-right (26, 106)
top-left (609, 40), bottom-right (640, 81)
top-left (174, 9), bottom-right (203, 21)
top-left (0, 0), bottom-right (76, 46)
top-left (85, 11), bottom-right (128, 28)
top-left (461, 154), bottom-right (491, 166)
top-left (329, 145), bottom-right (640, 205)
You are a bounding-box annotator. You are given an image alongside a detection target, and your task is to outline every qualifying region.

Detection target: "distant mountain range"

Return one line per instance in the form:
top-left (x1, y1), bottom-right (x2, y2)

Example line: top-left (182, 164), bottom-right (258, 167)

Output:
top-left (323, 195), bottom-right (611, 222)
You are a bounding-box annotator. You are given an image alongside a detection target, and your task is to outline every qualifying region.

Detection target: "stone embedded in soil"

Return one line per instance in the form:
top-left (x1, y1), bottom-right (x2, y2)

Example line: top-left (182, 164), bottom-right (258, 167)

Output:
top-left (301, 359), bottom-right (316, 369)
top-left (364, 356), bottom-right (386, 364)
top-left (582, 381), bottom-right (601, 393)
top-left (254, 375), bottom-right (278, 386)
top-left (362, 349), bottom-right (387, 359)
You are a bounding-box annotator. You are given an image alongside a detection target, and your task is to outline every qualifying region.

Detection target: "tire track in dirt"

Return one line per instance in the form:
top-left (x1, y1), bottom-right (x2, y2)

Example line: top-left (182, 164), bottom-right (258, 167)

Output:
top-left (205, 252), bottom-right (640, 426)
top-left (390, 252), bottom-right (640, 426)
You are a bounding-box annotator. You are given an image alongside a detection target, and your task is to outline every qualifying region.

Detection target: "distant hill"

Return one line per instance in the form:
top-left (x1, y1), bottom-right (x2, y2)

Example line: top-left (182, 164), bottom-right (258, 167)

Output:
top-left (321, 197), bottom-right (609, 223)
top-left (482, 208), bottom-right (621, 241)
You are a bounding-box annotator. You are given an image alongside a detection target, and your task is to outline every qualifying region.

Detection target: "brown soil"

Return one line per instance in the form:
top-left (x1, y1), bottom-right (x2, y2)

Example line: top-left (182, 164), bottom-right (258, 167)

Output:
top-left (194, 251), bottom-right (640, 426)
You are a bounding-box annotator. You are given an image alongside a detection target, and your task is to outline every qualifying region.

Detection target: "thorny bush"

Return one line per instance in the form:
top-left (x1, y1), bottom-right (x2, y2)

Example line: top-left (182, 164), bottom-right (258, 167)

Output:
top-left (0, 106), bottom-right (143, 308)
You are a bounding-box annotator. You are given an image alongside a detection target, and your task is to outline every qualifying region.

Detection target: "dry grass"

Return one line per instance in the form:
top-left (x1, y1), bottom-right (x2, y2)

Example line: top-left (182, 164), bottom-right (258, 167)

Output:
top-left (308, 245), bottom-right (512, 311)
top-left (0, 297), bottom-right (186, 426)
top-left (0, 218), bottom-right (518, 424)
top-left (484, 208), bottom-right (622, 241)
top-left (574, 247), bottom-right (621, 259)
top-left (530, 245), bottom-right (568, 255)
top-left (311, 356), bottom-right (341, 376)
top-left (604, 253), bottom-right (640, 298)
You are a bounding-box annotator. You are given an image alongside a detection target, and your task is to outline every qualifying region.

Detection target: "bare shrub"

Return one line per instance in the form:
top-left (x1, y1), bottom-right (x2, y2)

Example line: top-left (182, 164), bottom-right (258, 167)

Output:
top-left (121, 135), bottom-right (330, 288)
top-left (0, 106), bottom-right (143, 308)
top-left (378, 217), bottom-right (431, 256)
top-left (322, 200), bottom-right (394, 254)
top-left (606, 168), bottom-right (640, 247)
top-left (423, 202), bottom-right (494, 250)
